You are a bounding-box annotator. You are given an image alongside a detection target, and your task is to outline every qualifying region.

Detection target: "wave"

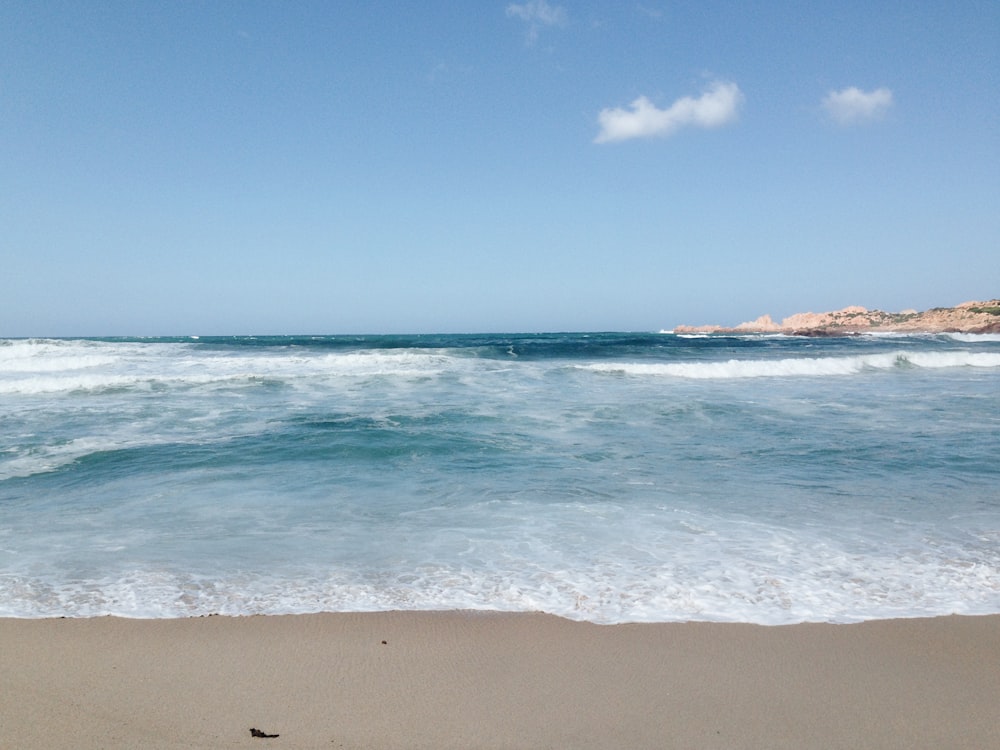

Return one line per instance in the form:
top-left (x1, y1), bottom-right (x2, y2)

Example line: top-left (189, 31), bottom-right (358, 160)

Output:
top-left (0, 346), bottom-right (465, 395)
top-left (3, 338), bottom-right (998, 395)
top-left (3, 541), bottom-right (998, 623)
top-left (579, 351), bottom-right (1000, 379)
top-left (946, 332), bottom-right (1000, 343)
top-left (0, 339), bottom-right (127, 374)
top-left (0, 371), bottom-right (284, 396)
top-left (0, 436), bottom-right (142, 481)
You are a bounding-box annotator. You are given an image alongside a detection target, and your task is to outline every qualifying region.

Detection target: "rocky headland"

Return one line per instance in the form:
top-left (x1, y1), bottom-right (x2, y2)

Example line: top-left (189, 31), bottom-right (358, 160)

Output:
top-left (675, 299), bottom-right (1000, 336)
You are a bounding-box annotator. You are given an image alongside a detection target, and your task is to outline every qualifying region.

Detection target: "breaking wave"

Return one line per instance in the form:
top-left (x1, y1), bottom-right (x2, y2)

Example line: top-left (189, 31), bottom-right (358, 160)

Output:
top-left (579, 351), bottom-right (1000, 379)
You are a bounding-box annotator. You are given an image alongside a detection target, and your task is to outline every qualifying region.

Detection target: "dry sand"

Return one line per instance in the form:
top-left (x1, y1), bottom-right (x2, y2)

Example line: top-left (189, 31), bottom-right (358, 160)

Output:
top-left (2, 611), bottom-right (998, 749)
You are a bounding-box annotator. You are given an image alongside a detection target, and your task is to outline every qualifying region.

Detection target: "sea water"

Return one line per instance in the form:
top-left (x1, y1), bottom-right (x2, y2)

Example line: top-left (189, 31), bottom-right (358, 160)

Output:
top-left (1, 332), bottom-right (998, 623)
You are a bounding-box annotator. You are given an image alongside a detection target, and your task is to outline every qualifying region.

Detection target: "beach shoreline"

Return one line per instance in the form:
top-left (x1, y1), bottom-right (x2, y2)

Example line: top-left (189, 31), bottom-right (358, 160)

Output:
top-left (3, 611), bottom-right (998, 749)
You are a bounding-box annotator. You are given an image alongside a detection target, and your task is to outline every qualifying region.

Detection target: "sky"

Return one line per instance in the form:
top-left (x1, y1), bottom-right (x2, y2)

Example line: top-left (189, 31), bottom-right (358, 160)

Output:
top-left (2, 1), bottom-right (998, 335)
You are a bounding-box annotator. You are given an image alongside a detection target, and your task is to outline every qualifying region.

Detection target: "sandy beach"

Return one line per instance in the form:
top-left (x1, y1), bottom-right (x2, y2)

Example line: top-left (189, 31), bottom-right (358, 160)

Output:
top-left (2, 612), bottom-right (998, 749)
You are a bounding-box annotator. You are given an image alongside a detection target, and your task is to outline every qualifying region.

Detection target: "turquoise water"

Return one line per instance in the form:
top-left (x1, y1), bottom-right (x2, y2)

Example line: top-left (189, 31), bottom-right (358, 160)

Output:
top-left (1, 332), bottom-right (998, 622)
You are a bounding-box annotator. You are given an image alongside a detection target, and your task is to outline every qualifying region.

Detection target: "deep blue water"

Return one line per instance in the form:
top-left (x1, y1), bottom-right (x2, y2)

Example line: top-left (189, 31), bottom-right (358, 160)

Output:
top-left (2, 332), bottom-right (998, 622)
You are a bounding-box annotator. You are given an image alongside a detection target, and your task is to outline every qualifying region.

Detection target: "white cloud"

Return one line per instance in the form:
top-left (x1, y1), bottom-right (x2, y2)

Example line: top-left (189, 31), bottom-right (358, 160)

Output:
top-left (506, 0), bottom-right (568, 43)
top-left (636, 5), bottom-right (665, 20)
top-left (594, 81), bottom-right (744, 144)
top-left (822, 86), bottom-right (893, 125)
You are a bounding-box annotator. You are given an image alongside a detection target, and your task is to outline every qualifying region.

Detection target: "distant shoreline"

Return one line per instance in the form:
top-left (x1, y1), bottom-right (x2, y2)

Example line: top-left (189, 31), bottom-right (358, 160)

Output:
top-left (675, 298), bottom-right (1000, 336)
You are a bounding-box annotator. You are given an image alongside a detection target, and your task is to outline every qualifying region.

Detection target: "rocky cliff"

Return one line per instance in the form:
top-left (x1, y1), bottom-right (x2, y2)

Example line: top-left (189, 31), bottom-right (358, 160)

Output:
top-left (674, 299), bottom-right (1000, 336)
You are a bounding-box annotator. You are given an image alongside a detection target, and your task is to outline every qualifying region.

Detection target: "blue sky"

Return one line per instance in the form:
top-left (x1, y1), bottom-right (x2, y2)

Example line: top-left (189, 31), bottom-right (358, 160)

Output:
top-left (3, 1), bottom-right (998, 335)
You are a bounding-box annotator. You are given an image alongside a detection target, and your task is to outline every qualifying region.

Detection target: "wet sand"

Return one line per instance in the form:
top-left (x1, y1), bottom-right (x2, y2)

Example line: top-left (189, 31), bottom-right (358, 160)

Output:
top-left (2, 611), bottom-right (998, 749)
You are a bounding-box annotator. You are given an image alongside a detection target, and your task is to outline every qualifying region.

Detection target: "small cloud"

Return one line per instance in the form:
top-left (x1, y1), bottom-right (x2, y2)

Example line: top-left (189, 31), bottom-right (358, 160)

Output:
top-left (822, 86), bottom-right (893, 125)
top-left (506, 0), bottom-right (568, 44)
top-left (636, 5), bottom-right (665, 20)
top-left (426, 61), bottom-right (449, 84)
top-left (594, 80), bottom-right (744, 144)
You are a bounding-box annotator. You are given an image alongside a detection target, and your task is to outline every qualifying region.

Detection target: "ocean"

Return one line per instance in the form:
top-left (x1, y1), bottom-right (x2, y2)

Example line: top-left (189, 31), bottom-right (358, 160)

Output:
top-left (2, 332), bottom-right (998, 624)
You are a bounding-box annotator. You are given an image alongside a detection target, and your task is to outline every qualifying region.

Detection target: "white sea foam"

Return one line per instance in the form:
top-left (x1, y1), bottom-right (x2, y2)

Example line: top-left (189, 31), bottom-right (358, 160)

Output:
top-left (946, 332), bottom-right (1000, 343)
top-left (3, 493), bottom-right (998, 623)
top-left (2, 540), bottom-right (997, 623)
top-left (3, 334), bottom-right (998, 623)
top-left (905, 351), bottom-right (1000, 369)
top-left (0, 344), bottom-right (462, 395)
top-left (0, 339), bottom-right (117, 373)
top-left (4, 339), bottom-right (996, 395)
top-left (0, 437), bottom-right (124, 481)
top-left (578, 351), bottom-right (1000, 379)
